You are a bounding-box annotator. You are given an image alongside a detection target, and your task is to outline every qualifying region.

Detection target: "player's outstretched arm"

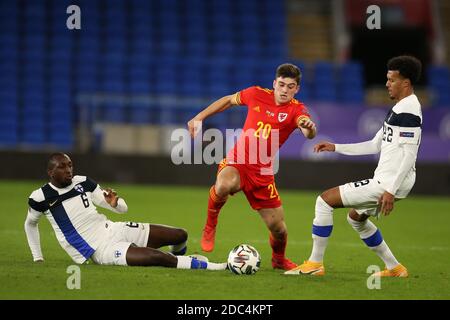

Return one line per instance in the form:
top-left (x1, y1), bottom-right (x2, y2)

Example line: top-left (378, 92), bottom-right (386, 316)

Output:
top-left (187, 93), bottom-right (239, 138)
top-left (314, 141), bottom-right (335, 153)
top-left (24, 210), bottom-right (44, 262)
top-left (331, 128), bottom-right (383, 156)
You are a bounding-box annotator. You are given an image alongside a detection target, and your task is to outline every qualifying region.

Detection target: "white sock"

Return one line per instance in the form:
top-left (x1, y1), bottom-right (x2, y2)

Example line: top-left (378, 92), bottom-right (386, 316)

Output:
top-left (346, 214), bottom-right (399, 269)
top-left (176, 256), bottom-right (226, 271)
top-left (206, 262), bottom-right (227, 271)
top-left (370, 241), bottom-right (399, 270)
top-left (176, 255), bottom-right (192, 269)
top-left (309, 235), bottom-right (328, 263)
top-left (309, 196), bottom-right (333, 263)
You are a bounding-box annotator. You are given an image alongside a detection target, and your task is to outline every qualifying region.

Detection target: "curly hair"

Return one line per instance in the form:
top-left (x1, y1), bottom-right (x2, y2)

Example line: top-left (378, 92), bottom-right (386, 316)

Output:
top-left (387, 55), bottom-right (422, 85)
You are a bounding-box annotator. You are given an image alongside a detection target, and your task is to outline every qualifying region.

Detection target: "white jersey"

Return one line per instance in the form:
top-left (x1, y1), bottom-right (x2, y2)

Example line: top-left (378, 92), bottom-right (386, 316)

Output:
top-left (336, 94), bottom-right (422, 197)
top-left (26, 175), bottom-right (128, 264)
top-left (375, 94), bottom-right (422, 194)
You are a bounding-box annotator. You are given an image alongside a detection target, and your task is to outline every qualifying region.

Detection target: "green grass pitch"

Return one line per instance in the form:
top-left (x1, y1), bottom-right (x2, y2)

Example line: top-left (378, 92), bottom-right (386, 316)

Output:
top-left (0, 180), bottom-right (449, 300)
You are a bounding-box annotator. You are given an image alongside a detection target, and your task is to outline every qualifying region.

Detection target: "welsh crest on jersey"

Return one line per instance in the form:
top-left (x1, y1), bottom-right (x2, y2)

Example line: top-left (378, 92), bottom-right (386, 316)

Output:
top-left (278, 113), bottom-right (288, 122)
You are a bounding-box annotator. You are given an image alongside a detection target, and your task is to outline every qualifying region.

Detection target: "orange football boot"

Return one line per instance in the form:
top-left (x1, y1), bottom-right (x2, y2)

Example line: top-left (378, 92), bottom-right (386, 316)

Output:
top-left (284, 260), bottom-right (325, 276)
top-left (372, 264), bottom-right (408, 277)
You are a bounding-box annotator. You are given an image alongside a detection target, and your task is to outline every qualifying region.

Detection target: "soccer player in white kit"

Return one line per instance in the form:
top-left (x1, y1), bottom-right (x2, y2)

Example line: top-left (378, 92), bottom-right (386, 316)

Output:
top-left (24, 153), bottom-right (226, 270)
top-left (285, 55), bottom-right (423, 277)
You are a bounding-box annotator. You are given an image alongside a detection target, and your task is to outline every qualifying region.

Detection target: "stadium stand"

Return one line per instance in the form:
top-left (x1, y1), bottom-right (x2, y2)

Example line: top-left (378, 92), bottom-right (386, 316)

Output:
top-left (0, 0), bottom-right (448, 151)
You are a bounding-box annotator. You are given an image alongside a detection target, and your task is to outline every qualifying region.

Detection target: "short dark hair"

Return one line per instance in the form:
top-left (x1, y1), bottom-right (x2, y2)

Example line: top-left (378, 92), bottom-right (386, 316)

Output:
top-left (47, 152), bottom-right (68, 170)
top-left (387, 55), bottom-right (422, 85)
top-left (276, 63), bottom-right (301, 84)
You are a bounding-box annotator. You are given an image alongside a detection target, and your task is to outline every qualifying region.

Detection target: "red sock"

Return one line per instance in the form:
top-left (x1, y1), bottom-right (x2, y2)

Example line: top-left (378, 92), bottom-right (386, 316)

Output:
top-left (205, 186), bottom-right (227, 229)
top-left (270, 232), bottom-right (287, 259)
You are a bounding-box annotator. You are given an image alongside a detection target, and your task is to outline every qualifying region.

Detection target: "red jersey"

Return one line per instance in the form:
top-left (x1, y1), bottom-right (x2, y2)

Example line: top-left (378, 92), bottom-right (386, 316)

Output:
top-left (227, 86), bottom-right (310, 175)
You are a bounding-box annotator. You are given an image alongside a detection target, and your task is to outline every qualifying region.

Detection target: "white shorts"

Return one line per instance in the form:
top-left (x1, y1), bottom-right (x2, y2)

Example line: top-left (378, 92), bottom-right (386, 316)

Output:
top-left (339, 178), bottom-right (385, 217)
top-left (91, 221), bottom-right (150, 266)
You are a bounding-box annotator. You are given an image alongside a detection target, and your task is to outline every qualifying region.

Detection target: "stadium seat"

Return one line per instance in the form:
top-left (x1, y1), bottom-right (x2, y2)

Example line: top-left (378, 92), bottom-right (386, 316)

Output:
top-left (131, 38), bottom-right (154, 55)
top-left (49, 50), bottom-right (72, 65)
top-left (312, 62), bottom-right (337, 102)
top-left (0, 16), bottom-right (18, 33)
top-left (102, 78), bottom-right (125, 94)
top-left (158, 107), bottom-right (177, 125)
top-left (0, 33), bottom-right (16, 51)
top-left (0, 74), bottom-right (18, 93)
top-left (131, 20), bottom-right (153, 39)
top-left (101, 101), bottom-right (127, 123)
top-left (0, 118), bottom-right (18, 146)
top-left (428, 65), bottom-right (450, 107)
top-left (48, 122), bottom-right (74, 148)
top-left (182, 0), bottom-right (205, 13)
top-left (211, 42), bottom-right (235, 58)
top-left (179, 81), bottom-right (205, 98)
top-left (2, 0), bottom-right (311, 147)
top-left (178, 62), bottom-right (206, 96)
top-left (0, 91), bottom-right (17, 109)
top-left (159, 40), bottom-right (182, 56)
top-left (337, 62), bottom-right (364, 104)
top-left (129, 78), bottom-right (151, 94)
top-left (236, 39), bottom-right (262, 59)
top-left (22, 121), bottom-right (46, 145)
top-left (78, 37), bottom-right (100, 53)
top-left (130, 106), bottom-right (152, 124)
top-left (185, 40), bottom-right (208, 60)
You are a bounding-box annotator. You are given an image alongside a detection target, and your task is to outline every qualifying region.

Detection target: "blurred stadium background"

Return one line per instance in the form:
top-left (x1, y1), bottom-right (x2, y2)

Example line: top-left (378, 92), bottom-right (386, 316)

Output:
top-left (0, 0), bottom-right (449, 194)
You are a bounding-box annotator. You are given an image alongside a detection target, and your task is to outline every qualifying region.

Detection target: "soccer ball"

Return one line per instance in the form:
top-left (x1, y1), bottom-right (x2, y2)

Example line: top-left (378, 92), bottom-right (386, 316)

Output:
top-left (227, 244), bottom-right (261, 275)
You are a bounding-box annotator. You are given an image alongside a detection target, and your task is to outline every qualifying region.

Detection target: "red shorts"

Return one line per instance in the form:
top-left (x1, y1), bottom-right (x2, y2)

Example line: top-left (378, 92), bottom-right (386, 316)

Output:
top-left (217, 159), bottom-right (282, 210)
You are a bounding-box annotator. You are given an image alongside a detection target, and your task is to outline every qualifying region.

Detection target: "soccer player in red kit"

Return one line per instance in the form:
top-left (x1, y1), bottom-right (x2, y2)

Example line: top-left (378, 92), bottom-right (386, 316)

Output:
top-left (187, 64), bottom-right (317, 270)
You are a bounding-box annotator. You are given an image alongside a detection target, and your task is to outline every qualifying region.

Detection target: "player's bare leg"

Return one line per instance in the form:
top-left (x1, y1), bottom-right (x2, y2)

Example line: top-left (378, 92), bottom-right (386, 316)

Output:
top-left (146, 224), bottom-right (188, 255)
top-left (201, 165), bottom-right (240, 252)
top-left (259, 206), bottom-right (297, 270)
top-left (126, 245), bottom-right (227, 270)
top-left (126, 245), bottom-right (177, 267)
top-left (320, 186), bottom-right (344, 208)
